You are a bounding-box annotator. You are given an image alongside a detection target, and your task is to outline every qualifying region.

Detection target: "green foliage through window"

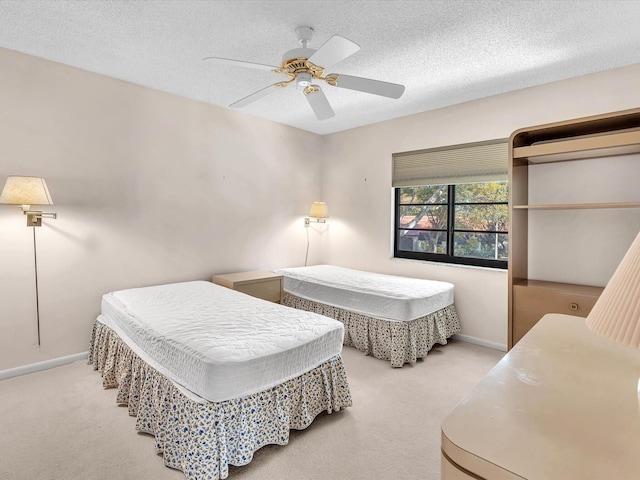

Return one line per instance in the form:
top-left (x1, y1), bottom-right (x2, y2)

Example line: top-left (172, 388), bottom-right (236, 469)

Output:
top-left (394, 182), bottom-right (508, 268)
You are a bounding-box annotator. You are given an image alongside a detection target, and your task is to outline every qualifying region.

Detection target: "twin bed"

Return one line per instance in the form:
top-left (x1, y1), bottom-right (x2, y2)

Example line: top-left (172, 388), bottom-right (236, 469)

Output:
top-left (275, 265), bottom-right (461, 367)
top-left (89, 280), bottom-right (351, 480)
top-left (88, 266), bottom-right (460, 479)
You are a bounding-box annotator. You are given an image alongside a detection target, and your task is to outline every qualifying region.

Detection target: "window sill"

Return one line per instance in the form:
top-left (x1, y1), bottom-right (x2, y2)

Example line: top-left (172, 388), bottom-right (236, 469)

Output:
top-left (390, 255), bottom-right (508, 273)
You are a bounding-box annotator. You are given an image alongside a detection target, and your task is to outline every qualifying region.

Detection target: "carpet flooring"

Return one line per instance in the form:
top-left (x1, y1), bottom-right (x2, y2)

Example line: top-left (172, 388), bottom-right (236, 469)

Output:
top-left (0, 340), bottom-right (503, 480)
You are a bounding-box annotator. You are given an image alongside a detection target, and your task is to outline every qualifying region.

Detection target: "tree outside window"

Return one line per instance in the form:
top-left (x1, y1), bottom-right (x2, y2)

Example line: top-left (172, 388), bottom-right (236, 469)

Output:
top-left (395, 182), bottom-right (508, 269)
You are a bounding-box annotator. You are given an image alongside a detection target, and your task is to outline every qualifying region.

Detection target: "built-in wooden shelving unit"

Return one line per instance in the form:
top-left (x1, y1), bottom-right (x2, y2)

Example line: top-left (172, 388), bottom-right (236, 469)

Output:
top-left (507, 107), bottom-right (640, 349)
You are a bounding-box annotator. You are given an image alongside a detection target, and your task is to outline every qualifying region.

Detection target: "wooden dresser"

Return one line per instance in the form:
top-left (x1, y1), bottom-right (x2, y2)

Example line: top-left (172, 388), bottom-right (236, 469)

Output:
top-left (441, 314), bottom-right (640, 479)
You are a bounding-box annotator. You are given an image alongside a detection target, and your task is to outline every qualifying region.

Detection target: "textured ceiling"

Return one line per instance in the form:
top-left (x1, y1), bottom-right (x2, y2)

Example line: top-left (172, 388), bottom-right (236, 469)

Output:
top-left (1, 0), bottom-right (640, 135)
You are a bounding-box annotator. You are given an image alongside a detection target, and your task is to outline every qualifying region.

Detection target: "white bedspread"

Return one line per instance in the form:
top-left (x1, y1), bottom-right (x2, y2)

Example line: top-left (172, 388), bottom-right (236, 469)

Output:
top-left (98, 281), bottom-right (344, 402)
top-left (274, 265), bottom-right (454, 322)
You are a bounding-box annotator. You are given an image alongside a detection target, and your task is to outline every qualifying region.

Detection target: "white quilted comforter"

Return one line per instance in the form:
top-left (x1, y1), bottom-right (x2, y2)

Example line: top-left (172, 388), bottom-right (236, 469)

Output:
top-left (98, 280), bottom-right (344, 402)
top-left (274, 265), bottom-right (454, 322)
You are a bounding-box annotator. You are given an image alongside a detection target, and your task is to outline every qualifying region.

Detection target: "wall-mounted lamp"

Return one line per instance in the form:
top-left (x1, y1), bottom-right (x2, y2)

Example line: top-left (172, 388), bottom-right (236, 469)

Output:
top-left (304, 201), bottom-right (329, 226)
top-left (304, 201), bottom-right (328, 266)
top-left (0, 176), bottom-right (57, 226)
top-left (1, 176), bottom-right (57, 346)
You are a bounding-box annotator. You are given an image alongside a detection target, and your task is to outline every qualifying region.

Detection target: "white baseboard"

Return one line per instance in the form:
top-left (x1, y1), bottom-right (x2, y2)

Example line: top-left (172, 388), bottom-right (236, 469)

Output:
top-left (452, 333), bottom-right (507, 352)
top-left (0, 337), bottom-right (506, 379)
top-left (0, 351), bottom-right (89, 381)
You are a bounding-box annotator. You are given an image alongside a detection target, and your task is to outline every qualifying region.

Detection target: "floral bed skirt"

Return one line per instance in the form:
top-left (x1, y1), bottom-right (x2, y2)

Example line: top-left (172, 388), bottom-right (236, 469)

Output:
top-left (282, 293), bottom-right (461, 367)
top-left (88, 321), bottom-right (352, 480)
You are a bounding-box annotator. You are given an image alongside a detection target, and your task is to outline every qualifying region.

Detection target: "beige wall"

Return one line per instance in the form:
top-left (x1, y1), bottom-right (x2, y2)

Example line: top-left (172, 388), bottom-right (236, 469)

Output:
top-left (2, 45), bottom-right (640, 369)
top-left (321, 62), bottom-right (640, 348)
top-left (0, 47), bottom-right (325, 370)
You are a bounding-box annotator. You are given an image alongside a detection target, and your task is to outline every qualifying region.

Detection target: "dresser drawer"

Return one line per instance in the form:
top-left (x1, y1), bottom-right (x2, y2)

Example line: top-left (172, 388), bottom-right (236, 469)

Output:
top-left (512, 281), bottom-right (603, 344)
top-left (514, 285), bottom-right (601, 317)
top-left (441, 453), bottom-right (477, 480)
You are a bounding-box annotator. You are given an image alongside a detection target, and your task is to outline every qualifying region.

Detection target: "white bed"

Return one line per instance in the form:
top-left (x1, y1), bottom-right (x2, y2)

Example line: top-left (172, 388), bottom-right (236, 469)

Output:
top-left (89, 280), bottom-right (352, 480)
top-left (274, 265), bottom-right (461, 367)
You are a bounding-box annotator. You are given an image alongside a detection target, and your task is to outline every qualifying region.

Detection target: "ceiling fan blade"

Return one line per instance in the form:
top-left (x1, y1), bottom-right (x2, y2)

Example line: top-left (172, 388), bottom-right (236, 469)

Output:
top-left (329, 73), bottom-right (405, 99)
top-left (327, 73), bottom-right (404, 98)
top-left (305, 86), bottom-right (335, 120)
top-left (307, 35), bottom-right (360, 70)
top-left (202, 56), bottom-right (279, 72)
top-left (230, 83), bottom-right (282, 108)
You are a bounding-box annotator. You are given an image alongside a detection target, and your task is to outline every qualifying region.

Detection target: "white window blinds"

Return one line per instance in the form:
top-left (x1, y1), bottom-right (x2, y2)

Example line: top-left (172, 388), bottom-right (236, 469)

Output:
top-left (392, 138), bottom-right (509, 187)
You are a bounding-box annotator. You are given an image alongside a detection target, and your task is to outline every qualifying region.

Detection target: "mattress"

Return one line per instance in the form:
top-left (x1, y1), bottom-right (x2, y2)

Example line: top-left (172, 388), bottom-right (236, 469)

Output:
top-left (98, 280), bottom-right (344, 403)
top-left (274, 265), bottom-right (454, 322)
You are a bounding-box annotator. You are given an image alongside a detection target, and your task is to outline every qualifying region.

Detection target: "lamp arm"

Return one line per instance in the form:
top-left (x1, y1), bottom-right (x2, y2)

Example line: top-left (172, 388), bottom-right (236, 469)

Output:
top-left (23, 210), bottom-right (57, 217)
top-left (304, 217), bottom-right (326, 226)
top-left (24, 210), bottom-right (57, 227)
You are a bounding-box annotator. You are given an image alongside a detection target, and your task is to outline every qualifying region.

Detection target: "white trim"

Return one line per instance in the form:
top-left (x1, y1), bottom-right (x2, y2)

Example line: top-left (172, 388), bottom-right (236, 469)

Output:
top-left (452, 333), bottom-right (507, 352)
top-left (0, 351), bottom-right (88, 380)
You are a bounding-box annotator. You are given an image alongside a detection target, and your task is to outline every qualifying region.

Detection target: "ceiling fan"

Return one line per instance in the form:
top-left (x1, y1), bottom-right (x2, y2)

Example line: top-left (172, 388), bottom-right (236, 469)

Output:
top-left (203, 26), bottom-right (405, 120)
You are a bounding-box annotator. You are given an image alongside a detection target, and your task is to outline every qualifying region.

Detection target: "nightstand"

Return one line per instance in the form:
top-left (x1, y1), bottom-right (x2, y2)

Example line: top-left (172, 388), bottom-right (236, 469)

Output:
top-left (211, 270), bottom-right (283, 303)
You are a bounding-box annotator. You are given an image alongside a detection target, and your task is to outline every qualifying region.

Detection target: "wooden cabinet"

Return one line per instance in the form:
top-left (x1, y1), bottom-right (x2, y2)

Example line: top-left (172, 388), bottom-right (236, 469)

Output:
top-left (512, 280), bottom-right (602, 345)
top-left (508, 107), bottom-right (640, 348)
top-left (211, 270), bottom-right (283, 303)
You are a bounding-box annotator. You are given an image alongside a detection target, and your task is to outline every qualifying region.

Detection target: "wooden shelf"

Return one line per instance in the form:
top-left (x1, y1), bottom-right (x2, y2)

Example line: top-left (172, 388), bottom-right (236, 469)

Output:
top-left (512, 201), bottom-right (640, 210)
top-left (512, 279), bottom-right (604, 295)
top-left (512, 130), bottom-right (640, 163)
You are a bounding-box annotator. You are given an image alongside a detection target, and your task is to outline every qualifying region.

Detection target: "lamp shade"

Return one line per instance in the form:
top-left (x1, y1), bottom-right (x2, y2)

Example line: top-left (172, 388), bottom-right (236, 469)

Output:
top-left (0, 176), bottom-right (53, 206)
top-left (309, 202), bottom-right (329, 218)
top-left (586, 231), bottom-right (640, 349)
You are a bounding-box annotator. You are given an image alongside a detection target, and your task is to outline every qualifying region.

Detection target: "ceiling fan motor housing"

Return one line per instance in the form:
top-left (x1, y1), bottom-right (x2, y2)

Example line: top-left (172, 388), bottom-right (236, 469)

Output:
top-left (278, 47), bottom-right (325, 84)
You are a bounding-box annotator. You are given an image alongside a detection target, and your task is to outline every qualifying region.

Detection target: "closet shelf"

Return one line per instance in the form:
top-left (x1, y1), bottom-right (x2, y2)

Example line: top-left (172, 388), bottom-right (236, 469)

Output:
top-left (512, 202), bottom-right (640, 210)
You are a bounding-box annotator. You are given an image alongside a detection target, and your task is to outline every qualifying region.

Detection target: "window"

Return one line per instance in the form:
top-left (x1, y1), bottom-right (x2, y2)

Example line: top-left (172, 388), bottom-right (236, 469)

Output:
top-left (392, 138), bottom-right (509, 268)
top-left (394, 181), bottom-right (508, 268)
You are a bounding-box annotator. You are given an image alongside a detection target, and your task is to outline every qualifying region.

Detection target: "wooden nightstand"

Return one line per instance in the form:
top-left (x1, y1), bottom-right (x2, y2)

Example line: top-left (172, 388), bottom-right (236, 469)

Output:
top-left (211, 270), bottom-right (283, 303)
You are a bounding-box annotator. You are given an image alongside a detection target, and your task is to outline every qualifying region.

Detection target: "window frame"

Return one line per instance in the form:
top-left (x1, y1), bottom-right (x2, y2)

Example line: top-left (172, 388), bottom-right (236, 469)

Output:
top-left (393, 184), bottom-right (508, 269)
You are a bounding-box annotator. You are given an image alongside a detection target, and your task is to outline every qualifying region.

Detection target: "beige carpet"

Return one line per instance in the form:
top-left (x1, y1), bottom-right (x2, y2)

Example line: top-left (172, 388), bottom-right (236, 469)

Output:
top-left (0, 340), bottom-right (503, 480)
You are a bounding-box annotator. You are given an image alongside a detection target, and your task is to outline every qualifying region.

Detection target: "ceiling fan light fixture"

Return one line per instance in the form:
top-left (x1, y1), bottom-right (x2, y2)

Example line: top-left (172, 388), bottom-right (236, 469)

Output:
top-left (297, 72), bottom-right (312, 87)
